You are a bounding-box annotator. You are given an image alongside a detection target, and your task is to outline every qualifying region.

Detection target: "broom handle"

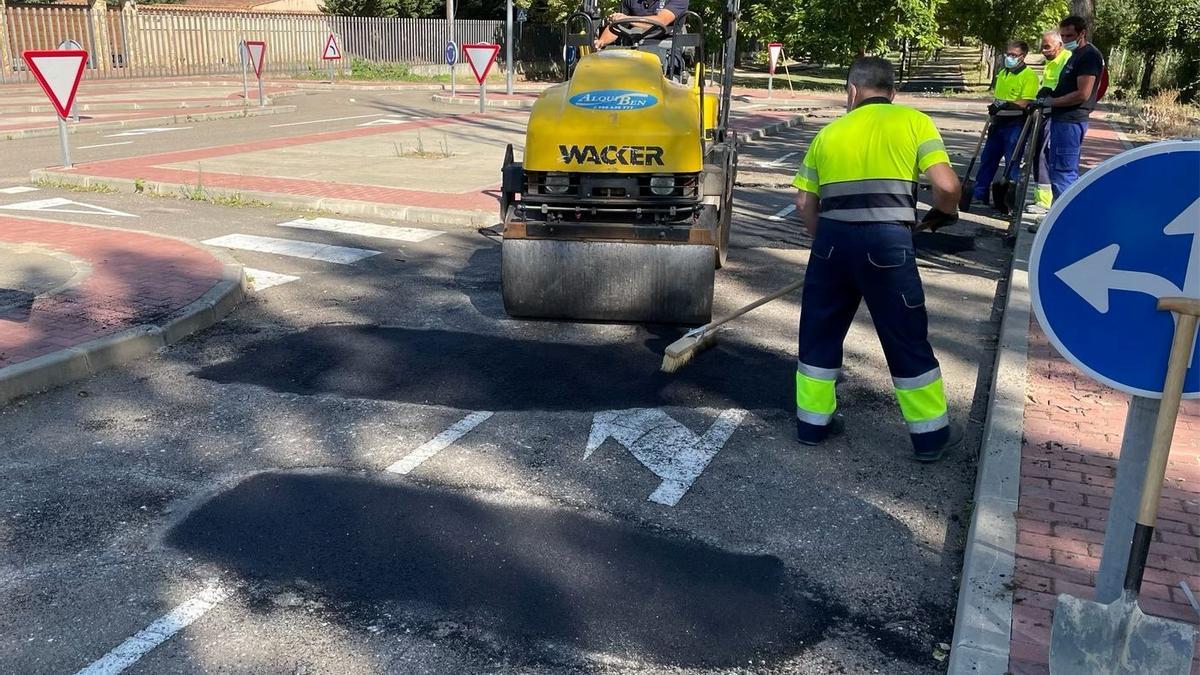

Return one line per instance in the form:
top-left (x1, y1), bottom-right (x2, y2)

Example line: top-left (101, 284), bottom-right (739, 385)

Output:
top-left (701, 279), bottom-right (805, 333)
top-left (1123, 297), bottom-right (1200, 594)
top-left (962, 116), bottom-right (991, 180)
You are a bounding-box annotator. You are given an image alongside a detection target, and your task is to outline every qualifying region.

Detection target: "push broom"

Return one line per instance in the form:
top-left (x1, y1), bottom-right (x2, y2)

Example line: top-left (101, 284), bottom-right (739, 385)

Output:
top-left (661, 279), bottom-right (804, 373)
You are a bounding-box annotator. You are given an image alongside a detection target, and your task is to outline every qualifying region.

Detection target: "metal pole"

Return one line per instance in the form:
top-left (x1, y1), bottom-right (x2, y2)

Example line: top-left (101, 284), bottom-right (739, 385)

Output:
top-left (448, 0), bottom-right (455, 97)
top-left (505, 0), bottom-right (513, 95)
top-left (768, 72), bottom-right (772, 98)
top-left (479, 79), bottom-right (485, 113)
top-left (258, 75), bottom-right (264, 106)
top-left (241, 42), bottom-right (248, 101)
top-left (57, 117), bottom-right (71, 167)
top-left (1095, 395), bottom-right (1161, 603)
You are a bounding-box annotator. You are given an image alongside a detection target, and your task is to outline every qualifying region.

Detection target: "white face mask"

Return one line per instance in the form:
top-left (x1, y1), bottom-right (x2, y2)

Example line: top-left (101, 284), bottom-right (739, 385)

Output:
top-left (1005, 55), bottom-right (1021, 68)
top-left (1063, 39), bottom-right (1079, 51)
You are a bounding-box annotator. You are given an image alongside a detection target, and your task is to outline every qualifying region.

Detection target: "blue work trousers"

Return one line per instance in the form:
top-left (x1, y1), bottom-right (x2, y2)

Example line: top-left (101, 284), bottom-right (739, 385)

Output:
top-left (1050, 120), bottom-right (1089, 199)
top-left (972, 120), bottom-right (1024, 199)
top-left (797, 220), bottom-right (949, 452)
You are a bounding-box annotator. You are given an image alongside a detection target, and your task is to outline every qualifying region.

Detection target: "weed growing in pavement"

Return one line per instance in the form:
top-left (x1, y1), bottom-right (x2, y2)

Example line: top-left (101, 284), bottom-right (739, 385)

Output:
top-left (1137, 89), bottom-right (1200, 138)
top-left (134, 178), bottom-right (146, 193)
top-left (391, 130), bottom-right (453, 159)
top-left (34, 178), bottom-right (118, 193)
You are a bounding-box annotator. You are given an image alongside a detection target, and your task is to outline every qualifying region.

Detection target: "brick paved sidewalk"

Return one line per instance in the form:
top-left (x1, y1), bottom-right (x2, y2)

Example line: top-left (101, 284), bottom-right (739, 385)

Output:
top-left (1006, 124), bottom-right (1200, 674)
top-left (0, 218), bottom-right (226, 370)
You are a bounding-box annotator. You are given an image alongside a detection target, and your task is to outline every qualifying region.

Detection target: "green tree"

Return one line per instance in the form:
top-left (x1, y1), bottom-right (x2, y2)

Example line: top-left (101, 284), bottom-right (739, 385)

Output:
top-left (1170, 0), bottom-right (1199, 101)
top-left (1126, 0), bottom-right (1186, 96)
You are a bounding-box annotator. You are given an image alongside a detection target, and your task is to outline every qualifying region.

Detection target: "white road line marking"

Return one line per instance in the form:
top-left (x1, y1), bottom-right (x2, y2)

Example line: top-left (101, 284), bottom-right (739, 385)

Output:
top-left (202, 234), bottom-right (380, 264)
top-left (357, 115), bottom-right (411, 127)
top-left (0, 186), bottom-right (39, 194)
top-left (74, 582), bottom-right (228, 675)
top-left (77, 141), bottom-right (134, 150)
top-left (585, 408), bottom-right (747, 507)
top-left (278, 217), bottom-right (442, 243)
top-left (105, 127), bottom-right (191, 138)
top-left (768, 204), bottom-right (796, 221)
top-left (0, 197), bottom-right (137, 218)
top-left (244, 268), bottom-right (300, 291)
top-left (269, 113), bottom-right (386, 128)
top-left (386, 411), bottom-right (494, 475)
top-left (756, 151), bottom-right (798, 168)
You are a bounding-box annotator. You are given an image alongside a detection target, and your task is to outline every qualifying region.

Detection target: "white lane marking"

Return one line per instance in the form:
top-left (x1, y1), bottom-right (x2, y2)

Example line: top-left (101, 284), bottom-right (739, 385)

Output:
top-left (278, 217), bottom-right (442, 243)
top-left (386, 411), bottom-right (494, 475)
top-left (357, 115), bottom-right (411, 127)
top-left (77, 141), bottom-right (134, 150)
top-left (585, 408), bottom-right (746, 506)
top-left (0, 186), bottom-right (39, 194)
top-left (0, 198), bottom-right (137, 218)
top-left (756, 151), bottom-right (798, 168)
top-left (202, 234), bottom-right (380, 265)
top-left (244, 268), bottom-right (299, 291)
top-left (105, 127), bottom-right (191, 138)
top-left (74, 582), bottom-right (228, 675)
top-left (269, 113), bottom-right (387, 128)
top-left (768, 204), bottom-right (796, 221)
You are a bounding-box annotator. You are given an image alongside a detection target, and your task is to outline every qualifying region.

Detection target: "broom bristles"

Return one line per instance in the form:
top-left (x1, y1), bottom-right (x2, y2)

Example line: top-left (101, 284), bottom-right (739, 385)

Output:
top-left (660, 330), bottom-right (719, 373)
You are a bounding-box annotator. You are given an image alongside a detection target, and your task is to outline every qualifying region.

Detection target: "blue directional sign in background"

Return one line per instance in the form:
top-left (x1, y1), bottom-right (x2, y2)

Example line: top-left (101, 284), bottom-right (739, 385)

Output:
top-left (1031, 140), bottom-right (1200, 399)
top-left (445, 40), bottom-right (458, 66)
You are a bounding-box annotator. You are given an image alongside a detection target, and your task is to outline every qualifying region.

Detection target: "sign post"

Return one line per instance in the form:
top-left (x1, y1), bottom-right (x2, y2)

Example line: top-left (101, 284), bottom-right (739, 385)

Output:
top-left (322, 33), bottom-right (341, 82)
top-left (239, 40), bottom-right (249, 102)
top-left (462, 42), bottom-right (500, 114)
top-left (445, 40), bottom-right (458, 98)
top-left (505, 0), bottom-right (513, 95)
top-left (23, 49), bottom-right (88, 168)
top-left (244, 40), bottom-right (267, 107)
top-left (767, 42), bottom-right (782, 98)
top-left (1029, 140), bottom-right (1200, 603)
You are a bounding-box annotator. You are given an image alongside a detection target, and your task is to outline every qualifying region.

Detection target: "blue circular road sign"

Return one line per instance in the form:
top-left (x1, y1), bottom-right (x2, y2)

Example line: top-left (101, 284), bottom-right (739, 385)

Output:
top-left (1030, 140), bottom-right (1200, 399)
top-left (445, 40), bottom-right (458, 66)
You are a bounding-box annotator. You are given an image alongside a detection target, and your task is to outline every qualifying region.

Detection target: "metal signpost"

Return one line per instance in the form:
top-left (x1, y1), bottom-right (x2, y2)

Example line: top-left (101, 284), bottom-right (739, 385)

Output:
top-left (505, 0), bottom-right (514, 95)
top-left (244, 40), bottom-right (267, 107)
top-left (462, 43), bottom-right (500, 114)
top-left (767, 42), bottom-right (782, 98)
top-left (1030, 140), bottom-right (1200, 603)
top-left (239, 40), bottom-right (249, 102)
top-left (23, 49), bottom-right (88, 168)
top-left (445, 40), bottom-right (458, 98)
top-left (322, 33), bottom-right (341, 82)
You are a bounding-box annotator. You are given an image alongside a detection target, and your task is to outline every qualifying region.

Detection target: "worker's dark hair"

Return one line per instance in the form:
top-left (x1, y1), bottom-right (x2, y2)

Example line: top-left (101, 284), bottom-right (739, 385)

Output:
top-left (1007, 40), bottom-right (1029, 54)
top-left (847, 57), bottom-right (894, 92)
top-left (1060, 15), bottom-right (1088, 33)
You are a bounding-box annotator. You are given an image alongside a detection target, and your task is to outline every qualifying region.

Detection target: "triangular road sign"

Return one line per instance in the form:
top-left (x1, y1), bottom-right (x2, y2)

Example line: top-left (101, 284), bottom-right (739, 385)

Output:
top-left (0, 197), bottom-right (137, 218)
top-left (322, 33), bottom-right (341, 60)
top-left (243, 40), bottom-right (267, 78)
top-left (462, 43), bottom-right (500, 85)
top-left (768, 42), bottom-right (783, 74)
top-left (23, 50), bottom-right (88, 120)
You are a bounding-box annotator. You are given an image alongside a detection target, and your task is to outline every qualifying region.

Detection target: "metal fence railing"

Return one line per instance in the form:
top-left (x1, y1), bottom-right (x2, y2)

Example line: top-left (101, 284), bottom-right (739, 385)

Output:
top-left (0, 7), bottom-right (529, 83)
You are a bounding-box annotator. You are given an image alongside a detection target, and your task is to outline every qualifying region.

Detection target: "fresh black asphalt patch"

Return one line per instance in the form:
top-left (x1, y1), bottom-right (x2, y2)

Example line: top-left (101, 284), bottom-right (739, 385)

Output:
top-left (167, 470), bottom-right (827, 666)
top-left (196, 325), bottom-right (795, 411)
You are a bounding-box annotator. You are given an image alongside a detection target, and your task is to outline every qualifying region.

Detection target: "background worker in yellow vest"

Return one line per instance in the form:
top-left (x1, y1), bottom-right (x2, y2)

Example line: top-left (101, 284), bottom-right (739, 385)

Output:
top-left (792, 57), bottom-right (964, 462)
top-left (969, 41), bottom-right (1040, 212)
top-left (1030, 30), bottom-right (1072, 212)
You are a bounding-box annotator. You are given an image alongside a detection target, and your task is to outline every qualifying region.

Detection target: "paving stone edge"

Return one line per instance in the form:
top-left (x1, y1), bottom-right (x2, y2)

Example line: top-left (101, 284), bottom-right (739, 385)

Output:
top-left (947, 224), bottom-right (1034, 673)
top-left (0, 242), bottom-right (245, 407)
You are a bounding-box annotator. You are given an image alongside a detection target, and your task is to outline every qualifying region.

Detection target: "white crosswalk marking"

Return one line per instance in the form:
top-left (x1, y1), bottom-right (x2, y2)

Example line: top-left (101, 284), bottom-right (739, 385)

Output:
top-left (277, 217), bottom-right (442, 243)
top-left (244, 268), bottom-right (300, 291)
top-left (203, 234), bottom-right (379, 264)
top-left (0, 186), bottom-right (39, 194)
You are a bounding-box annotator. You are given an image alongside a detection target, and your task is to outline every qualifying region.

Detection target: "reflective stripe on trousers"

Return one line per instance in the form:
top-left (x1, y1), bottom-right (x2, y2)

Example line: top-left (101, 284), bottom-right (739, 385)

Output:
top-left (796, 361), bottom-right (839, 425)
top-left (893, 367), bottom-right (949, 434)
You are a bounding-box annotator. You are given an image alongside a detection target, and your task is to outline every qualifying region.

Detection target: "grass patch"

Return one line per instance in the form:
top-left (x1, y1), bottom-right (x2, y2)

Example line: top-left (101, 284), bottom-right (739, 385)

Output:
top-left (1137, 89), bottom-right (1200, 138)
top-left (34, 178), bottom-right (118, 193)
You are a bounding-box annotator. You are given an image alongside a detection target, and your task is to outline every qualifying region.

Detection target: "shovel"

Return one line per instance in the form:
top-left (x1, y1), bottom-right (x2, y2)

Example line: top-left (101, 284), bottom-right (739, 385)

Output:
top-left (959, 115), bottom-right (992, 213)
top-left (1048, 296), bottom-right (1200, 674)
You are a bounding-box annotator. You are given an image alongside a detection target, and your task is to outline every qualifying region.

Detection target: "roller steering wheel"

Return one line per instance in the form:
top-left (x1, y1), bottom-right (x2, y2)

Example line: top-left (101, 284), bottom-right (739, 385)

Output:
top-left (607, 16), bottom-right (669, 45)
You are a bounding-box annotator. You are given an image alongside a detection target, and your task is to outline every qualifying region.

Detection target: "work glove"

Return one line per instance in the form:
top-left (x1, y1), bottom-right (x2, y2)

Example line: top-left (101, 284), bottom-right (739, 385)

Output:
top-left (919, 207), bottom-right (959, 233)
top-left (986, 101), bottom-right (1001, 116)
top-left (1035, 96), bottom-right (1053, 110)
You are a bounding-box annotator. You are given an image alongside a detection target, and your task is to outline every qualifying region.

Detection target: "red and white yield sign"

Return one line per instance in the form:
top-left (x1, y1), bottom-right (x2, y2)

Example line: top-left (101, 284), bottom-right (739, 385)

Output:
top-left (322, 33), bottom-right (341, 60)
top-left (462, 42), bottom-right (500, 85)
top-left (243, 40), bottom-right (267, 78)
top-left (23, 50), bottom-right (88, 119)
top-left (767, 43), bottom-right (784, 75)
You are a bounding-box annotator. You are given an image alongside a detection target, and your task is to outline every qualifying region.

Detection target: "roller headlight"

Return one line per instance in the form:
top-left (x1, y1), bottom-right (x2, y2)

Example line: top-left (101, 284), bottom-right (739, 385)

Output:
top-left (543, 172), bottom-right (570, 194)
top-left (649, 175), bottom-right (675, 196)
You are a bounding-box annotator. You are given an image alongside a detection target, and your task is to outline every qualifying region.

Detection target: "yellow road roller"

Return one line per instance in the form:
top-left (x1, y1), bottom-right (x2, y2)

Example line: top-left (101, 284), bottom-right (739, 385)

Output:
top-left (499, 1), bottom-right (740, 324)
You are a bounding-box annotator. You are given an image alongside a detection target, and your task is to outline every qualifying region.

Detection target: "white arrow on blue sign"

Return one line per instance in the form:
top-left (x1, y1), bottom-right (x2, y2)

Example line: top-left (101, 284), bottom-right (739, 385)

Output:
top-left (1030, 139), bottom-right (1200, 399)
top-left (445, 40), bottom-right (458, 66)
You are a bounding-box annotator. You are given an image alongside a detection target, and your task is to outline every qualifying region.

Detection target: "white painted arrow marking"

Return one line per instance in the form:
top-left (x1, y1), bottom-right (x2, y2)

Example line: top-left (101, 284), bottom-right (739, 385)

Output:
top-left (585, 408), bottom-right (746, 506)
top-left (0, 197), bottom-right (136, 218)
top-left (357, 115), bottom-right (411, 127)
top-left (768, 204), bottom-right (796, 221)
top-left (105, 127), bottom-right (191, 138)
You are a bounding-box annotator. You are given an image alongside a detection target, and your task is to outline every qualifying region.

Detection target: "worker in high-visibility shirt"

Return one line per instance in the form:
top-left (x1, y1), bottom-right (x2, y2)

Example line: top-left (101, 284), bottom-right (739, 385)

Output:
top-left (970, 40), bottom-right (1040, 213)
top-left (1030, 30), bottom-right (1073, 212)
top-left (792, 57), bottom-right (964, 462)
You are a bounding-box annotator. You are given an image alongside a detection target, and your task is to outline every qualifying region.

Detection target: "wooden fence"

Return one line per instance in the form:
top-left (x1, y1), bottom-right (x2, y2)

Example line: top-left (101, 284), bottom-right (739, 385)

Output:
top-left (0, 5), bottom-right (512, 82)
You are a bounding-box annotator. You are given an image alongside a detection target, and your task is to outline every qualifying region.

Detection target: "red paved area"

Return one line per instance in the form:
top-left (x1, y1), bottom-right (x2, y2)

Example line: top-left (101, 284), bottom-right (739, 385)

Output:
top-left (0, 218), bottom-right (225, 369)
top-left (1007, 123), bottom-right (1200, 675)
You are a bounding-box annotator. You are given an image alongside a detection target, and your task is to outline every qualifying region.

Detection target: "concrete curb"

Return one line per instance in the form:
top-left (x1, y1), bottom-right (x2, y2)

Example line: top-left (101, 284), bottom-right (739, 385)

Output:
top-left (947, 224), bottom-right (1034, 673)
top-left (0, 251), bottom-right (245, 407)
top-left (735, 115), bottom-right (804, 144)
top-left (1, 105), bottom-right (298, 141)
top-left (27, 169), bottom-right (495, 228)
top-left (430, 94), bottom-right (536, 109)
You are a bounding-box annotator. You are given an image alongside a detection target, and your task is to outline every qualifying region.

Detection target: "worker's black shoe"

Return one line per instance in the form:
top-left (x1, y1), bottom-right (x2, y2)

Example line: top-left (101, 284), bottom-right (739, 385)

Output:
top-left (913, 422), bottom-right (964, 463)
top-left (797, 415), bottom-right (845, 446)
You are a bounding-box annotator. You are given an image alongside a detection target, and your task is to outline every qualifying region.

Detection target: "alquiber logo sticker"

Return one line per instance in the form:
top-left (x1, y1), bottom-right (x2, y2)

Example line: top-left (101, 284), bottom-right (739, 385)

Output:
top-left (569, 90), bottom-right (658, 111)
